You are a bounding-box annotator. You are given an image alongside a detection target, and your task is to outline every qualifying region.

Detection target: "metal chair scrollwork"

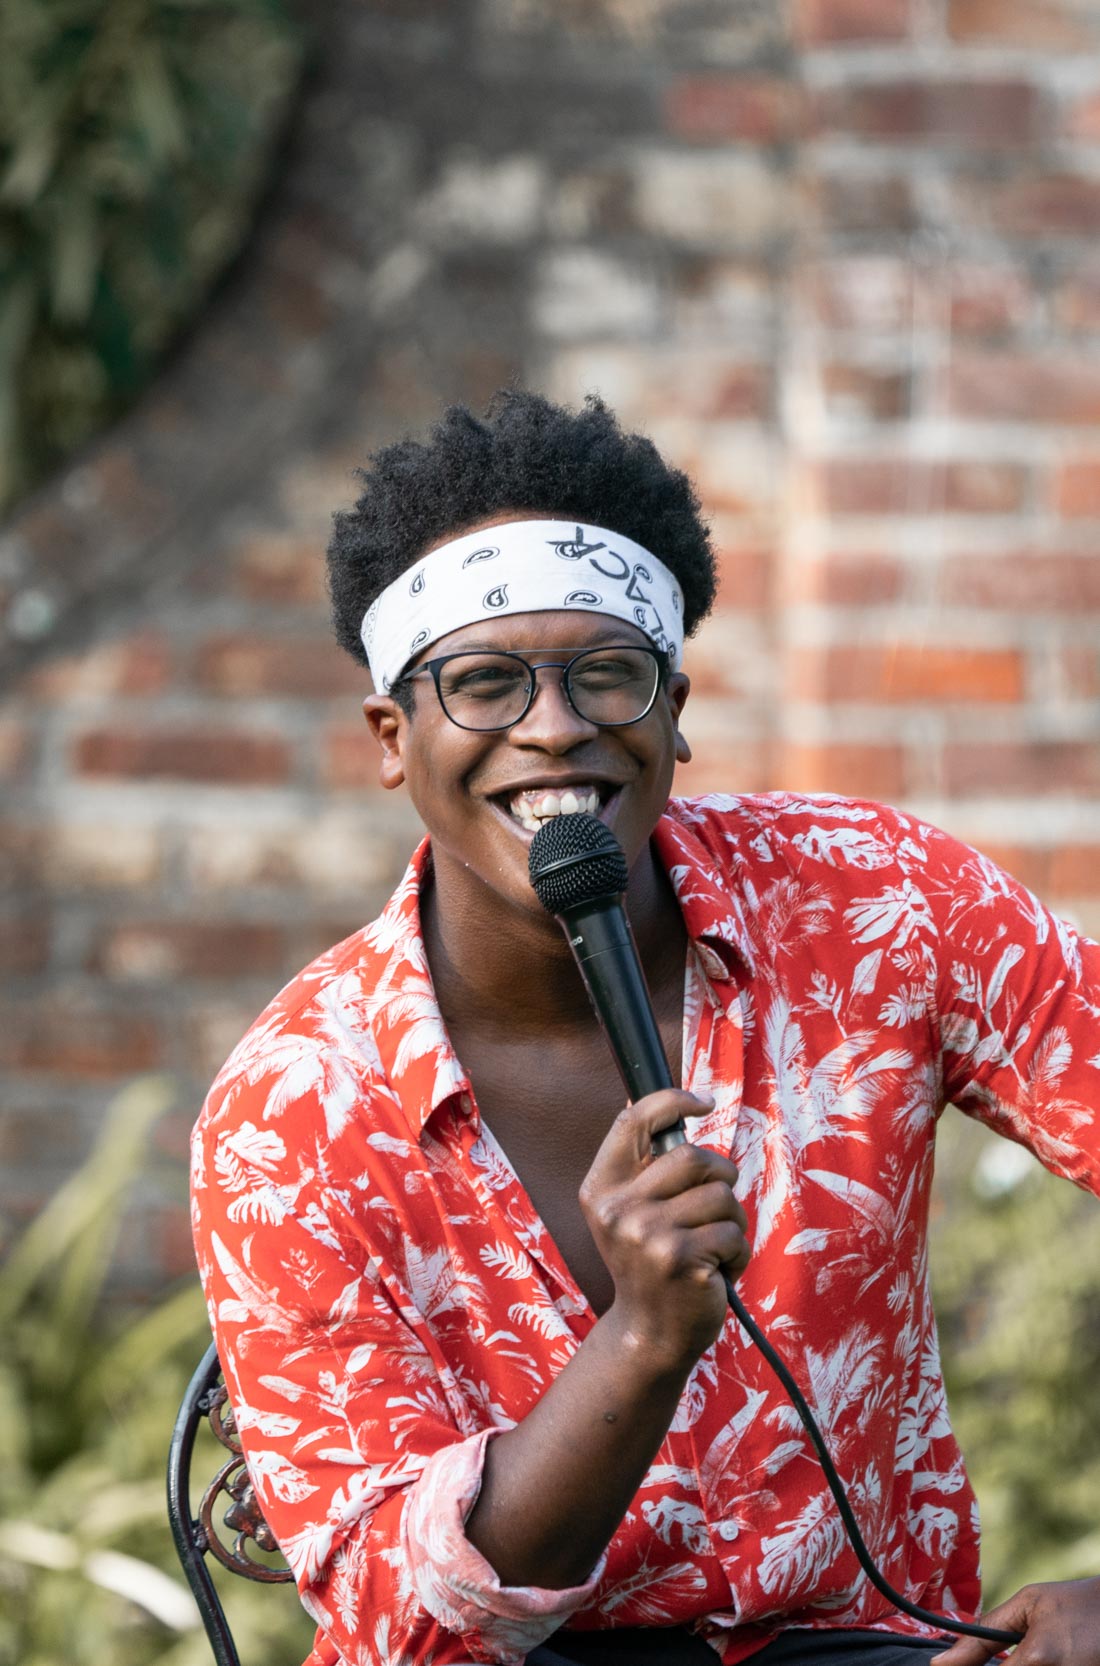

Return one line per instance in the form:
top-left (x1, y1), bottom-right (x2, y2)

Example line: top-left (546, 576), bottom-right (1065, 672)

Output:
top-left (168, 1341), bottom-right (294, 1666)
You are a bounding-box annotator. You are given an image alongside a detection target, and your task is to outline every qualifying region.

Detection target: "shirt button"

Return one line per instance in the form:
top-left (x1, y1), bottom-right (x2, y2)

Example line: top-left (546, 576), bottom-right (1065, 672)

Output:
top-left (699, 946), bottom-right (727, 980)
top-left (716, 1521), bottom-right (739, 1541)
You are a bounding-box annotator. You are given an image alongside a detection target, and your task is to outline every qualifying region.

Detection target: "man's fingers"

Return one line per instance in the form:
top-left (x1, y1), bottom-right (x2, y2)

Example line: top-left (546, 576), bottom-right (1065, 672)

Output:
top-left (592, 1091), bottom-right (716, 1183)
top-left (930, 1587), bottom-right (1032, 1666)
top-left (634, 1140), bottom-right (740, 1203)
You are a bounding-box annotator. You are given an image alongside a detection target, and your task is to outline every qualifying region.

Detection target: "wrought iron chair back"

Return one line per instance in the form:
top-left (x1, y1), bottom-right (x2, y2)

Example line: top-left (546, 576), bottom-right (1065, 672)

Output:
top-left (168, 1340), bottom-right (294, 1666)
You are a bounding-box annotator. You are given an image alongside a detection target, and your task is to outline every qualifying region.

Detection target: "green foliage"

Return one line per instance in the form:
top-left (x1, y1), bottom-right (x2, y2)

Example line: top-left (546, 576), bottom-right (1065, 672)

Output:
top-left (929, 1111), bottom-right (1100, 1605)
top-left (0, 0), bottom-right (302, 513)
top-left (0, 1076), bottom-right (313, 1666)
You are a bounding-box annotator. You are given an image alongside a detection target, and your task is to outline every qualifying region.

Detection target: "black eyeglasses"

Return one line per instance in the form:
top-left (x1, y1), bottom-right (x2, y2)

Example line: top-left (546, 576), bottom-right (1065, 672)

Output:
top-left (398, 645), bottom-right (667, 732)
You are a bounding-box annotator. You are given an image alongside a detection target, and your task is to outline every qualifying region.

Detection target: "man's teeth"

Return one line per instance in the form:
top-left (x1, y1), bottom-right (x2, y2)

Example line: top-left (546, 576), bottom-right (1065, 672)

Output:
top-left (507, 786), bottom-right (603, 832)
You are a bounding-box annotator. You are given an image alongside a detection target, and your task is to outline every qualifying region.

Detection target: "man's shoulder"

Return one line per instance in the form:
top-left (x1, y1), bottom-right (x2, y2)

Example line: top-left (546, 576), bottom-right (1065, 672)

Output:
top-left (195, 846), bottom-right (428, 1142)
top-left (193, 923), bottom-right (382, 1135)
top-left (665, 790), bottom-right (926, 880)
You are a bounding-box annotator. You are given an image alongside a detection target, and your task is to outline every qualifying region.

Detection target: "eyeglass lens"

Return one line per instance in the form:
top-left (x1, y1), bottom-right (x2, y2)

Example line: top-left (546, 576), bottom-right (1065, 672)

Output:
top-left (436, 648), bottom-right (659, 730)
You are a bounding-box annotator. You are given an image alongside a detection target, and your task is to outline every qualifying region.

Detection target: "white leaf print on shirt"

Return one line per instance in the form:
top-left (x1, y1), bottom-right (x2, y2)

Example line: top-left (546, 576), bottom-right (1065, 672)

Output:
top-left (642, 1497), bottom-right (712, 1554)
top-left (247, 1449), bottom-right (319, 1504)
top-left (758, 1487), bottom-right (846, 1600)
top-left (845, 881), bottom-right (936, 950)
top-left (790, 826), bottom-right (893, 870)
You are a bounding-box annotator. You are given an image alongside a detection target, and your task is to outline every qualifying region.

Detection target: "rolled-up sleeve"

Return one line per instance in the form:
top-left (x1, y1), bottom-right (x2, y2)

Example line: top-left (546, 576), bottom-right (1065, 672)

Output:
top-left (401, 1430), bottom-right (604, 1660)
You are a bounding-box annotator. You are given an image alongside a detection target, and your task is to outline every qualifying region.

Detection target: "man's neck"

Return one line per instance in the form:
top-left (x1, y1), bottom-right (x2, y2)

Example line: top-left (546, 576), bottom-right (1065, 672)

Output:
top-left (422, 838), bottom-right (687, 1039)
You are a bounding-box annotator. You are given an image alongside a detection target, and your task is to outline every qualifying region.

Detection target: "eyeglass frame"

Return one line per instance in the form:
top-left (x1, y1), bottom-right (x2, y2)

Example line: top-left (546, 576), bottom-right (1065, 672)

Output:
top-left (393, 643), bottom-right (672, 733)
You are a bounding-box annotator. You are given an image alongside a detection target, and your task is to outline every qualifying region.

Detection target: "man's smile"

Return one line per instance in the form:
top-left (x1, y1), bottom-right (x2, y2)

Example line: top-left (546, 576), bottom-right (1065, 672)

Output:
top-left (483, 779), bottom-right (623, 839)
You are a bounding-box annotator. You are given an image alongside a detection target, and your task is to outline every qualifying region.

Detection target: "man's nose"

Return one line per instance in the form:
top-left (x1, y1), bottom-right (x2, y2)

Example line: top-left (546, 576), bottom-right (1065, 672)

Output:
top-left (507, 669), bottom-right (597, 751)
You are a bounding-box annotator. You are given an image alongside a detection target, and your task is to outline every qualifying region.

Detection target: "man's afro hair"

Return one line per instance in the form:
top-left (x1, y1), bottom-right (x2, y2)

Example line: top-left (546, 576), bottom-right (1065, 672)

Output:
top-left (326, 389), bottom-right (717, 668)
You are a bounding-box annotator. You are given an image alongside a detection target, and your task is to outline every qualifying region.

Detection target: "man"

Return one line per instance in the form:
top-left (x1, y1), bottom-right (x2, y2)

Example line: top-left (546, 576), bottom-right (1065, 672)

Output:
top-left (192, 390), bottom-right (1100, 1666)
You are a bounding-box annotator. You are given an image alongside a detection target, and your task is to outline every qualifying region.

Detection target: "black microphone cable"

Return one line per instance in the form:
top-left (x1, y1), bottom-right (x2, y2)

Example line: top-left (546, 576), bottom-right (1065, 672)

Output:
top-left (528, 810), bottom-right (1022, 1651)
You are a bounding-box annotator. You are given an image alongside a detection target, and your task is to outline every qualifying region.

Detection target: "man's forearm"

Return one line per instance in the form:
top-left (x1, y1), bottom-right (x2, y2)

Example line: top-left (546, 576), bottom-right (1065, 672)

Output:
top-left (464, 1305), bottom-right (696, 1589)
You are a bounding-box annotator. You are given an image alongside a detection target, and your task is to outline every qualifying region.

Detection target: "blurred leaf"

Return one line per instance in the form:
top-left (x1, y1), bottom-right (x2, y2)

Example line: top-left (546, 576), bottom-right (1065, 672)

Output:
top-left (0, 1074), bottom-right (315, 1666)
top-left (49, 189), bottom-right (100, 321)
top-left (0, 0), bottom-right (304, 515)
top-left (929, 1112), bottom-right (1100, 1605)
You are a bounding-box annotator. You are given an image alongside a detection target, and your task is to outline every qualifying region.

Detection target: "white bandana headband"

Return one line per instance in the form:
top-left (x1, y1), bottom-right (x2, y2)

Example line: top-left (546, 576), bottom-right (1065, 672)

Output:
top-left (361, 520), bottom-right (685, 693)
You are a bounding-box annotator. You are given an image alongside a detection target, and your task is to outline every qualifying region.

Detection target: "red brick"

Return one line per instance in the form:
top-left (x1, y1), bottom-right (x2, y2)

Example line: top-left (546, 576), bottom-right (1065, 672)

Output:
top-left (809, 257), bottom-right (915, 332)
top-left (0, 1000), bottom-right (162, 1075)
top-left (777, 742), bottom-right (907, 800)
top-left (188, 999), bottom-right (274, 1078)
top-left (23, 633), bottom-right (172, 700)
top-left (72, 726), bottom-right (293, 784)
top-left (0, 1105), bottom-right (88, 1167)
top-left (13, 501), bottom-right (84, 566)
top-left (949, 352), bottom-right (1100, 425)
top-left (1064, 645), bottom-right (1100, 697)
top-left (1056, 264), bottom-right (1100, 329)
top-left (818, 171), bottom-right (917, 234)
top-left (671, 258), bottom-right (772, 336)
top-left (816, 79), bottom-right (1041, 148)
top-left (944, 462), bottom-right (1028, 514)
top-left (698, 365), bottom-right (772, 422)
top-left (0, 718), bottom-right (32, 780)
top-left (1049, 845), bottom-right (1100, 895)
top-left (673, 733), bottom-right (771, 798)
top-left (92, 920), bottom-right (286, 981)
top-left (943, 741), bottom-right (1100, 795)
top-left (0, 914), bottom-right (50, 973)
top-left (114, 1203), bottom-right (199, 1287)
top-left (791, 644), bottom-right (1024, 703)
top-left (985, 174), bottom-right (1100, 235)
top-left (1054, 459), bottom-right (1100, 516)
top-left (949, 0), bottom-right (1099, 48)
top-left (821, 459), bottom-right (1027, 515)
top-left (1064, 90), bottom-right (1100, 140)
top-left (194, 634), bottom-right (366, 699)
top-left (323, 722), bottom-right (376, 789)
top-left (233, 535), bottom-right (328, 605)
top-left (795, 0), bottom-right (911, 43)
top-left (711, 536), bottom-right (775, 612)
top-left (1, 822), bottom-right (162, 895)
top-left (94, 444), bottom-right (169, 533)
top-left (0, 821), bottom-right (43, 889)
top-left (823, 363), bottom-right (910, 422)
top-left (663, 76), bottom-right (803, 144)
top-left (950, 266), bottom-right (1034, 335)
top-left (790, 553), bottom-right (905, 606)
top-left (940, 551), bottom-right (1100, 610)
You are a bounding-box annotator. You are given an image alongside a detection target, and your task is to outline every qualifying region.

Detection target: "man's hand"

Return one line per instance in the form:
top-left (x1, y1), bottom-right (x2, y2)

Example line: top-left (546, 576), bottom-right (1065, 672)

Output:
top-left (931, 1577), bottom-right (1100, 1665)
top-left (580, 1088), bottom-right (751, 1369)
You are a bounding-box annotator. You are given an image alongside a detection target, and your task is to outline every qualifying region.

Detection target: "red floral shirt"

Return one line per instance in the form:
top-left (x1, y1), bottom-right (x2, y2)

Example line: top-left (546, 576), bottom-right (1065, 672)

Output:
top-left (191, 794), bottom-right (1100, 1666)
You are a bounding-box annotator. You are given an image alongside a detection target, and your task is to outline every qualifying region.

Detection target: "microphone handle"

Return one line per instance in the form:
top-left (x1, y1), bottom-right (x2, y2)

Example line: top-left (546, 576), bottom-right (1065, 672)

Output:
top-left (558, 894), bottom-right (687, 1156)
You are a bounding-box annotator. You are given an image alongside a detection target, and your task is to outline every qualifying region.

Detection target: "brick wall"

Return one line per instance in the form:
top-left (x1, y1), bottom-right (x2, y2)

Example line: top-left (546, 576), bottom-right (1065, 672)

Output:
top-left (2, 0), bottom-right (1098, 1294)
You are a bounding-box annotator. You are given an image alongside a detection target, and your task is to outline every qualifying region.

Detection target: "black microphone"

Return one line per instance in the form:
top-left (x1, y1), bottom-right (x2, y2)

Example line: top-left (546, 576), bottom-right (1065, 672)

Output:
top-left (528, 812), bottom-right (686, 1155)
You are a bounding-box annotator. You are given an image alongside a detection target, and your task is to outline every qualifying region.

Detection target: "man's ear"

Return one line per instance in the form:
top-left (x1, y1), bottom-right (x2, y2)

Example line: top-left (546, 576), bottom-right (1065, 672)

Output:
top-left (363, 694), bottom-right (407, 791)
top-left (667, 673), bottom-right (692, 765)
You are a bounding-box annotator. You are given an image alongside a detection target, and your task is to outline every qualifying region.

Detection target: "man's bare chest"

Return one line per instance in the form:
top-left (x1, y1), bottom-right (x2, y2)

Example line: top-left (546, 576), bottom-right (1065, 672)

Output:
top-left (457, 1015), bottom-right (684, 1315)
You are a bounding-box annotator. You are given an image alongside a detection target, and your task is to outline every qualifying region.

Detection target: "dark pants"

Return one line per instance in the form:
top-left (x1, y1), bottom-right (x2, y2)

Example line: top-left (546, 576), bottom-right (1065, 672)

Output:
top-left (527, 1627), bottom-right (958, 1665)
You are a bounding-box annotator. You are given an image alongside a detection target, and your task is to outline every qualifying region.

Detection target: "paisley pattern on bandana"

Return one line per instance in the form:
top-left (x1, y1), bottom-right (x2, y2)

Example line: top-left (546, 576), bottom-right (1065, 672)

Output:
top-left (359, 520), bottom-right (685, 692)
top-left (191, 794), bottom-right (1100, 1666)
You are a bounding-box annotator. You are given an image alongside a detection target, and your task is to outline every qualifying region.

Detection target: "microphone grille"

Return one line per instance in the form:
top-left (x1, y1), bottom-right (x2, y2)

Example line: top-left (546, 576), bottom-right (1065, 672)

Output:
top-left (528, 812), bottom-right (629, 915)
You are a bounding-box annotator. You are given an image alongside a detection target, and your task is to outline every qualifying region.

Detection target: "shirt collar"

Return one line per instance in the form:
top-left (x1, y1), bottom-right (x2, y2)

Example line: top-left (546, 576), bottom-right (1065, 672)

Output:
top-left (363, 804), bottom-right (755, 1141)
top-left (653, 806), bottom-right (757, 983)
